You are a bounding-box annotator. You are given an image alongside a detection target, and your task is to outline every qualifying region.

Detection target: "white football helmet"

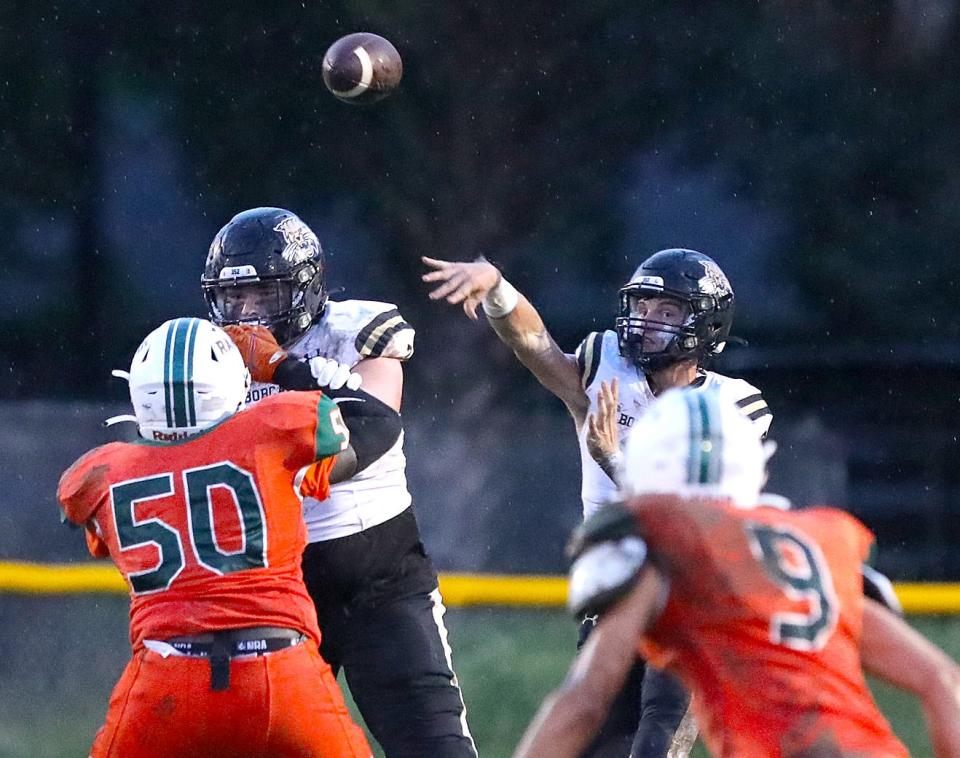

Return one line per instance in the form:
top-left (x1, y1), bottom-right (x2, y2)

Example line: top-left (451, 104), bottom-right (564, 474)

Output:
top-left (120, 318), bottom-right (250, 441)
top-left (620, 386), bottom-right (774, 508)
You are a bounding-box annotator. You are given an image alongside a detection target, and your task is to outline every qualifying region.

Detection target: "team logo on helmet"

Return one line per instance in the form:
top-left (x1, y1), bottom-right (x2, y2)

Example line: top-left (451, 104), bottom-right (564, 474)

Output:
top-left (697, 259), bottom-right (731, 297)
top-left (274, 216), bottom-right (320, 264)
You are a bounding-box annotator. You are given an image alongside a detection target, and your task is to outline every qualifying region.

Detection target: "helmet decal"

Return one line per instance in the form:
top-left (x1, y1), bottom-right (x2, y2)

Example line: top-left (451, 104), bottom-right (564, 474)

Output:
top-left (697, 259), bottom-right (732, 298)
top-left (274, 216), bottom-right (320, 265)
top-left (684, 389), bottom-right (724, 485)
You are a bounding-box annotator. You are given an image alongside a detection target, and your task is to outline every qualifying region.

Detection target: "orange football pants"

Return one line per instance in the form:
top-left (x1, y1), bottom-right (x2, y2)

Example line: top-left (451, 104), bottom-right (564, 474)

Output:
top-left (90, 639), bottom-right (371, 758)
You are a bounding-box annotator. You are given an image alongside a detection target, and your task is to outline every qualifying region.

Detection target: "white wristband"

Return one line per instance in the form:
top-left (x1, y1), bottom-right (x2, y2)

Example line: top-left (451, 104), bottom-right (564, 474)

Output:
top-left (482, 273), bottom-right (520, 318)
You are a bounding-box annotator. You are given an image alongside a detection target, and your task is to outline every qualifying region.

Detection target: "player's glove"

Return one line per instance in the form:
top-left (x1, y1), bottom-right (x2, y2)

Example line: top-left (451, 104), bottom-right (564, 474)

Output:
top-left (566, 503), bottom-right (649, 619)
top-left (222, 324), bottom-right (287, 383)
top-left (308, 356), bottom-right (362, 391)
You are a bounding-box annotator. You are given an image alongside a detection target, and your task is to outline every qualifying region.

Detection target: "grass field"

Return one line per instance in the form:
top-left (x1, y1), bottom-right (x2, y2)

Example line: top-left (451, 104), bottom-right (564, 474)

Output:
top-left (2, 597), bottom-right (958, 757)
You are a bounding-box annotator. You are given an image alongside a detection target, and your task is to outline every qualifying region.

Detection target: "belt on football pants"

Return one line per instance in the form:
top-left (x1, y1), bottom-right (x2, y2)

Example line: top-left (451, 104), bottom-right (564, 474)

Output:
top-left (162, 626), bottom-right (306, 691)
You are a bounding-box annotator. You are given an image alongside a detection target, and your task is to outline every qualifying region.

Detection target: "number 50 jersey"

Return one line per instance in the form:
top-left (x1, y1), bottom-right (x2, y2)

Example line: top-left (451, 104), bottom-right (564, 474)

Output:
top-left (57, 392), bottom-right (348, 652)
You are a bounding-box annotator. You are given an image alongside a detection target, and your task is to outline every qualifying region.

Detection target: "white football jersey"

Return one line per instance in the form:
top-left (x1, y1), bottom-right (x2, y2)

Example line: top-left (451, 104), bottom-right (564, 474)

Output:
top-left (574, 330), bottom-right (772, 520)
top-left (245, 299), bottom-right (416, 542)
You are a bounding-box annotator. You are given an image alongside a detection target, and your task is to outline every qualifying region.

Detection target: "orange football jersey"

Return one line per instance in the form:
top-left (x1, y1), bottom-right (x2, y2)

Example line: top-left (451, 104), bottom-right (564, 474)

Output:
top-left (632, 496), bottom-right (909, 758)
top-left (58, 391), bottom-right (348, 651)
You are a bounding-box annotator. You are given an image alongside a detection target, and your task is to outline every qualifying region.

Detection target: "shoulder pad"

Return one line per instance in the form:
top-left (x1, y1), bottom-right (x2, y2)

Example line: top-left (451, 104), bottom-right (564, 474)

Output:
top-left (568, 504), bottom-right (649, 617)
top-left (324, 299), bottom-right (415, 360)
top-left (567, 502), bottom-right (639, 560)
top-left (568, 535), bottom-right (649, 618)
top-left (711, 374), bottom-right (773, 438)
top-left (575, 331), bottom-right (606, 390)
top-left (354, 306), bottom-right (414, 359)
top-left (57, 444), bottom-right (117, 525)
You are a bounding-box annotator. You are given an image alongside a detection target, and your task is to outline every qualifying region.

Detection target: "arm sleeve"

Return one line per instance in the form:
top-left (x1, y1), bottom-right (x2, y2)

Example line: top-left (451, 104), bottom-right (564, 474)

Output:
top-left (272, 359), bottom-right (402, 473)
top-left (353, 308), bottom-right (415, 359)
top-left (734, 386), bottom-right (773, 439)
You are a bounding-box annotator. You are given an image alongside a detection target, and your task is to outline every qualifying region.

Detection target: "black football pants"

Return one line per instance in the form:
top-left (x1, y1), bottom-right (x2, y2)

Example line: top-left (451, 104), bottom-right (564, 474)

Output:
top-left (577, 616), bottom-right (689, 758)
top-left (302, 508), bottom-right (477, 758)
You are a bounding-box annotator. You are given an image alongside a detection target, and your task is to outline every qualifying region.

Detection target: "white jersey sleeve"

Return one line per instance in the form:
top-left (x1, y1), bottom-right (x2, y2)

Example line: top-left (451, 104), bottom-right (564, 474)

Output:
top-left (702, 373), bottom-right (773, 439)
top-left (289, 299), bottom-right (415, 366)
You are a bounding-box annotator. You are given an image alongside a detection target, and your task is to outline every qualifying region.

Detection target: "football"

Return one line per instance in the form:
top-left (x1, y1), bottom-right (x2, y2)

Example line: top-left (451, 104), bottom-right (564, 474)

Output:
top-left (322, 32), bottom-right (402, 105)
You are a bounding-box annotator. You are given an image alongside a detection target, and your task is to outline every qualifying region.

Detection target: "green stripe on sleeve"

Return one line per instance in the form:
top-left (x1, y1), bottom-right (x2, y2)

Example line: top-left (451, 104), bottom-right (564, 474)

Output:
top-left (314, 395), bottom-right (348, 459)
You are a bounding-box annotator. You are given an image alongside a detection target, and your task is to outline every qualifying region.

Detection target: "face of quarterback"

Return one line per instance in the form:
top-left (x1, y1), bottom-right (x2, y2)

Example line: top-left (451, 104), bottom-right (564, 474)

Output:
top-left (629, 296), bottom-right (689, 353)
top-left (217, 281), bottom-right (293, 323)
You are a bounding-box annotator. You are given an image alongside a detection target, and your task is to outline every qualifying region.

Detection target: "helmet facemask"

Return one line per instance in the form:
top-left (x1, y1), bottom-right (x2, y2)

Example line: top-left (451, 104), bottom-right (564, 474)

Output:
top-left (203, 263), bottom-right (324, 346)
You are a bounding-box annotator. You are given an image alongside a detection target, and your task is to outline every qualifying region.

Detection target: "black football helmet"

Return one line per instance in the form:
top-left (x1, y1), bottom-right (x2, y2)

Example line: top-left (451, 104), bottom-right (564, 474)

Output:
top-left (615, 249), bottom-right (735, 371)
top-left (201, 207), bottom-right (328, 346)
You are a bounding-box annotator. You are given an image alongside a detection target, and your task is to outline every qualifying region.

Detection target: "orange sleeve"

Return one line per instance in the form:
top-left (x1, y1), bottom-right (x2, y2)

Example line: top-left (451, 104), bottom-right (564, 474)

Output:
top-left (838, 510), bottom-right (876, 563)
top-left (298, 456), bottom-right (337, 501)
top-left (57, 448), bottom-right (109, 525)
top-left (85, 525), bottom-right (111, 559)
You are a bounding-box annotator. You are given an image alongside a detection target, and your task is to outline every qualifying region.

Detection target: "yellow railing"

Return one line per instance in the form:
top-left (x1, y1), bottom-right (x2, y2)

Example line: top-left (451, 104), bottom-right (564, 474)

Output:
top-left (2, 561), bottom-right (959, 614)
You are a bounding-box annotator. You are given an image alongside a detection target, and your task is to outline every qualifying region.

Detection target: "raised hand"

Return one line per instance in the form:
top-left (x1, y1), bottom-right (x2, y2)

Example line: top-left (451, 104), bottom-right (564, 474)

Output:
top-left (586, 378), bottom-right (621, 480)
top-left (421, 256), bottom-right (503, 320)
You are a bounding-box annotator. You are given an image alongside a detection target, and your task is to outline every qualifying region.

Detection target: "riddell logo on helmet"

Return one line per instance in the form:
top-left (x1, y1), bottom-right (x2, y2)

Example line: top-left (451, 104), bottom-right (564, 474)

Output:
top-left (152, 429), bottom-right (192, 442)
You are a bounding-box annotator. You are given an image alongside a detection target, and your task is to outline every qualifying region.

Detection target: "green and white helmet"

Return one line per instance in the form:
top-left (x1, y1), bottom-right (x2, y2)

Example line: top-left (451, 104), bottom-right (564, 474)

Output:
top-left (621, 386), bottom-right (774, 508)
top-left (121, 318), bottom-right (250, 441)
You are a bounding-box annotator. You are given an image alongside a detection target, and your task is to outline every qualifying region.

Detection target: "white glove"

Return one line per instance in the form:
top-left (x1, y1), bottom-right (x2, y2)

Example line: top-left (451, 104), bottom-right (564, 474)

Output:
top-left (308, 356), bottom-right (362, 391)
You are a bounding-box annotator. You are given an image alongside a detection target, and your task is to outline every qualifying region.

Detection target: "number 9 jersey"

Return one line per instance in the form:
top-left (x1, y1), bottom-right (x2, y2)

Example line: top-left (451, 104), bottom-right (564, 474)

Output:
top-left (632, 496), bottom-right (909, 758)
top-left (57, 391), bottom-right (349, 652)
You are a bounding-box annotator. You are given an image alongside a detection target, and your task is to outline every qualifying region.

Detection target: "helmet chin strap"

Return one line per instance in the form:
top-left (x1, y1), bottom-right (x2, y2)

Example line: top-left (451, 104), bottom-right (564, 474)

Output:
top-left (103, 369), bottom-right (137, 427)
top-left (102, 414), bottom-right (138, 428)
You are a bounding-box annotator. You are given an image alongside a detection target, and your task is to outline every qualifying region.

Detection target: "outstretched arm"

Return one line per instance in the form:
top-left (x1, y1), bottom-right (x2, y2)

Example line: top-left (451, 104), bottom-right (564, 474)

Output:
top-left (422, 256), bottom-right (588, 421)
top-left (860, 598), bottom-right (960, 757)
top-left (513, 565), bottom-right (666, 758)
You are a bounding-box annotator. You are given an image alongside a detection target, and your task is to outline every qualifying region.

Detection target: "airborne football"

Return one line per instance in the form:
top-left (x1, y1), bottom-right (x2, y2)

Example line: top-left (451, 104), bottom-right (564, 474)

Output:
top-left (322, 32), bottom-right (402, 104)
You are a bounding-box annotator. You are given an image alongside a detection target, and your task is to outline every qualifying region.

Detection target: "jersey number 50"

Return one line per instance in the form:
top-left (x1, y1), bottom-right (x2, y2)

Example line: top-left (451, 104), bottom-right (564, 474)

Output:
top-left (110, 462), bottom-right (267, 595)
top-left (746, 522), bottom-right (840, 651)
